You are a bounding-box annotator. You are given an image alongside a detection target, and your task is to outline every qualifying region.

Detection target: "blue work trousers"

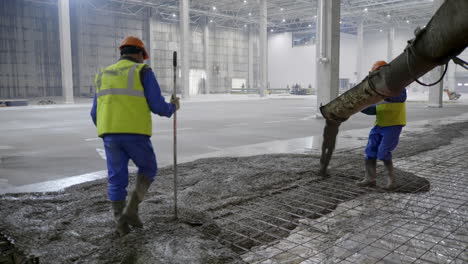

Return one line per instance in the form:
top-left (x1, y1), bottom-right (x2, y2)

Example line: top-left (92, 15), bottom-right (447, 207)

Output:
top-left (365, 125), bottom-right (403, 161)
top-left (103, 135), bottom-right (157, 201)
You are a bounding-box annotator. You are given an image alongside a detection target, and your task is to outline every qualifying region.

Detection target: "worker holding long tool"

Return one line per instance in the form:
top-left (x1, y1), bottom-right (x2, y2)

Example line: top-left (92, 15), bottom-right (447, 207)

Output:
top-left (357, 60), bottom-right (407, 190)
top-left (90, 36), bottom-right (180, 236)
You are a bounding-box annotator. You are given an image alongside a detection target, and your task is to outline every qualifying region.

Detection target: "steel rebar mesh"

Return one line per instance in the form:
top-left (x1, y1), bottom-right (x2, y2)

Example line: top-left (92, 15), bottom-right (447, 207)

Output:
top-left (199, 137), bottom-right (468, 264)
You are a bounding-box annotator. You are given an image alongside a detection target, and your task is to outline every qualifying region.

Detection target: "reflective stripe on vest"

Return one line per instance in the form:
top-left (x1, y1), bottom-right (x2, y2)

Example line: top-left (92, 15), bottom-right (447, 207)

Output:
top-left (97, 88), bottom-right (144, 98)
top-left (376, 102), bottom-right (406, 127)
top-left (94, 60), bottom-right (151, 137)
top-left (96, 64), bottom-right (143, 98)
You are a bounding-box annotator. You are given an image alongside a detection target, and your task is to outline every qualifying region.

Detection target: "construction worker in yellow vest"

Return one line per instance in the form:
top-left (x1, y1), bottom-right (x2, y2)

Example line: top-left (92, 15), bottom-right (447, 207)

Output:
top-left (90, 36), bottom-right (180, 236)
top-left (357, 60), bottom-right (406, 190)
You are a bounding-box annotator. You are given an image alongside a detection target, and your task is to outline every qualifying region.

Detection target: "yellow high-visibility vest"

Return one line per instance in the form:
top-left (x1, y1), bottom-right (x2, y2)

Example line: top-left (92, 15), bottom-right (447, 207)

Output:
top-left (94, 59), bottom-right (151, 137)
top-left (376, 102), bottom-right (406, 127)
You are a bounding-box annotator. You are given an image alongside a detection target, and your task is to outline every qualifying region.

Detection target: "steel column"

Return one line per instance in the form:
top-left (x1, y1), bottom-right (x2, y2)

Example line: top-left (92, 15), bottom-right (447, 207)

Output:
top-left (248, 25), bottom-right (255, 90)
top-left (146, 8), bottom-right (155, 69)
top-left (447, 61), bottom-right (456, 92)
top-left (356, 19), bottom-right (364, 83)
top-left (259, 0), bottom-right (268, 97)
top-left (203, 17), bottom-right (211, 94)
top-left (58, 0), bottom-right (74, 103)
top-left (179, 0), bottom-right (190, 98)
top-left (428, 0), bottom-right (445, 108)
top-left (387, 26), bottom-right (395, 62)
top-left (315, 0), bottom-right (340, 116)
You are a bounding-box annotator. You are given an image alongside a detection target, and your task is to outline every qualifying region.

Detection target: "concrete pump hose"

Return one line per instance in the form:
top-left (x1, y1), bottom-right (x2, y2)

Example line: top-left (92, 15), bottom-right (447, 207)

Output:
top-left (320, 0), bottom-right (468, 123)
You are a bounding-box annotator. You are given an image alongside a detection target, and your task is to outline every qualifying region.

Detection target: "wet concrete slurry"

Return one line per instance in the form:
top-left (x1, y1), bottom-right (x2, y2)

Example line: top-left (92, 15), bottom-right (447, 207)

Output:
top-left (0, 121), bottom-right (467, 263)
top-left (244, 123), bottom-right (468, 263)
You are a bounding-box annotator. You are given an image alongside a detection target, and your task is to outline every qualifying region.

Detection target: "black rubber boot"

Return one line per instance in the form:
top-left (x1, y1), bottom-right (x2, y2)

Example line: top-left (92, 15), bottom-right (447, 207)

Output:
top-left (111, 200), bottom-right (129, 236)
top-left (356, 159), bottom-right (377, 187)
top-left (123, 174), bottom-right (152, 228)
top-left (383, 159), bottom-right (397, 190)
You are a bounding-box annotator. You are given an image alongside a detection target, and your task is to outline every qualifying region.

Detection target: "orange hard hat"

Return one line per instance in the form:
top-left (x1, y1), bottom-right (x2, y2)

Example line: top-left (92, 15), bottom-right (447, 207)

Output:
top-left (371, 60), bottom-right (388, 72)
top-left (119, 36), bottom-right (149, 60)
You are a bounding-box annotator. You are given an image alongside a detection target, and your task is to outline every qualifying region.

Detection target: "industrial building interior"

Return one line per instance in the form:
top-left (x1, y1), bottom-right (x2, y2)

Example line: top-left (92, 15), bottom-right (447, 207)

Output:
top-left (0, 0), bottom-right (467, 263)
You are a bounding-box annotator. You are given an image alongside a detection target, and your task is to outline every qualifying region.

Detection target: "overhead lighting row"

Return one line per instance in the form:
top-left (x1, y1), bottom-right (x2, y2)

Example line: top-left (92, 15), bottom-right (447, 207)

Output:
top-left (171, 3), bottom-right (413, 31)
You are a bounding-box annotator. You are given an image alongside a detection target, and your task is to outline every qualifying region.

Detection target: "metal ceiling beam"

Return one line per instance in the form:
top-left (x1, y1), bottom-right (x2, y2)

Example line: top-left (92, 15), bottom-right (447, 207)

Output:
top-left (24, 0), bottom-right (434, 32)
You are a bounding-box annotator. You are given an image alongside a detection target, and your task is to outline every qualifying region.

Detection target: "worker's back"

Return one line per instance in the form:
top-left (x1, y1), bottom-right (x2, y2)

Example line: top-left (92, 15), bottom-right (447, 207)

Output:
top-left (95, 59), bottom-right (152, 137)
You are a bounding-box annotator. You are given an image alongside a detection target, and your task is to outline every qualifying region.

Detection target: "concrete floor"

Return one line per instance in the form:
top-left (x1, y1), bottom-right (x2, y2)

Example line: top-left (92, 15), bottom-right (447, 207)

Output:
top-left (1, 109), bottom-right (467, 264)
top-left (1, 95), bottom-right (468, 187)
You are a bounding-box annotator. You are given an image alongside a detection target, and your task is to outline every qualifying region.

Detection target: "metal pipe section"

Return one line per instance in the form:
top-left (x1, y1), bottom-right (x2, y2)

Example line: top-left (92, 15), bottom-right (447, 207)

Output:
top-left (320, 0), bottom-right (468, 123)
top-left (172, 51), bottom-right (178, 219)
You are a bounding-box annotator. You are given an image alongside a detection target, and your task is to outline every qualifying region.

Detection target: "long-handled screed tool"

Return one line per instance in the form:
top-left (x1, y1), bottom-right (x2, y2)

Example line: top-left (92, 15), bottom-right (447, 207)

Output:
top-left (172, 51), bottom-right (178, 220)
top-left (171, 52), bottom-right (203, 226)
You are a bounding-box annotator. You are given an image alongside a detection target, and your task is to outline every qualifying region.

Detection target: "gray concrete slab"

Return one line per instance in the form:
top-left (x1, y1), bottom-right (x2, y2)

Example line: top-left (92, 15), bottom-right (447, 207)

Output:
top-left (1, 96), bottom-right (468, 188)
top-left (1, 113), bottom-right (467, 263)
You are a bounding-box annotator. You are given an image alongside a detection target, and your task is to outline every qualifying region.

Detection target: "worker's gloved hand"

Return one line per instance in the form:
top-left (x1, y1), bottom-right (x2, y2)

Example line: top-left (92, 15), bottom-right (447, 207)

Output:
top-left (170, 95), bottom-right (180, 111)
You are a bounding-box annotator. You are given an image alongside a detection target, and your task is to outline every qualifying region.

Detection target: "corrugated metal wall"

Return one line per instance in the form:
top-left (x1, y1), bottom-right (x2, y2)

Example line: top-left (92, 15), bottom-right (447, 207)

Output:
top-left (149, 22), bottom-right (254, 94)
top-left (210, 27), bottom-right (251, 93)
top-left (71, 2), bottom-right (145, 96)
top-left (0, 0), bottom-right (61, 98)
top-left (151, 22), bottom-right (181, 93)
top-left (1, 0), bottom-right (258, 98)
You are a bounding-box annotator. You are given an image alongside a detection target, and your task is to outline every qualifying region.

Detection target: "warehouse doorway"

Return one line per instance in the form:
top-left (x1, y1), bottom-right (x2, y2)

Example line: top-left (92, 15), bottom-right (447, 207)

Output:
top-left (189, 69), bottom-right (206, 96)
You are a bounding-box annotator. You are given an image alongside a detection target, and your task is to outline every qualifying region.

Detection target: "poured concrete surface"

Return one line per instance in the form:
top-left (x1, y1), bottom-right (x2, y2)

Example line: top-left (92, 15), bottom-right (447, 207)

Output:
top-left (0, 154), bottom-right (428, 264)
top-left (2, 120), bottom-right (468, 263)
